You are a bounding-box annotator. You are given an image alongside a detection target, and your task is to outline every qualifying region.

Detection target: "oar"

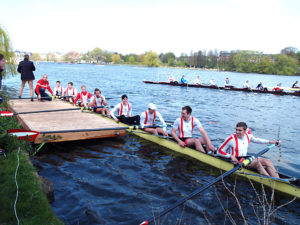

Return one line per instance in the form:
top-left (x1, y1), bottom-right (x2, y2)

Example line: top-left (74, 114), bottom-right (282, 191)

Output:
top-left (0, 106), bottom-right (113, 116)
top-left (140, 144), bottom-right (276, 225)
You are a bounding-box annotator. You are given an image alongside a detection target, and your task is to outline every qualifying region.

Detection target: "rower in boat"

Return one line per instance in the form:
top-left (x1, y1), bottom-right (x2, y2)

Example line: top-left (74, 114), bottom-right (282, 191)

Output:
top-left (168, 75), bottom-right (175, 83)
top-left (193, 76), bottom-right (201, 85)
top-left (74, 85), bottom-right (91, 107)
top-left (224, 77), bottom-right (233, 88)
top-left (140, 103), bottom-right (168, 136)
top-left (171, 106), bottom-right (215, 153)
top-left (64, 82), bottom-right (77, 103)
top-left (53, 81), bottom-right (64, 97)
top-left (243, 80), bottom-right (251, 89)
top-left (88, 88), bottom-right (110, 116)
top-left (209, 77), bottom-right (216, 85)
top-left (292, 81), bottom-right (298, 88)
top-left (180, 75), bottom-right (187, 84)
top-left (217, 122), bottom-right (280, 178)
top-left (110, 94), bottom-right (140, 125)
top-left (272, 83), bottom-right (282, 91)
top-left (35, 74), bottom-right (53, 101)
top-left (256, 82), bottom-right (264, 90)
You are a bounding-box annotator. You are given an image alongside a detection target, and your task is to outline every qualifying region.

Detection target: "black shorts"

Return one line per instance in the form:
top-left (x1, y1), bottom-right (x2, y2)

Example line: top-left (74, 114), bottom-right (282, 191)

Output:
top-left (179, 137), bottom-right (191, 145)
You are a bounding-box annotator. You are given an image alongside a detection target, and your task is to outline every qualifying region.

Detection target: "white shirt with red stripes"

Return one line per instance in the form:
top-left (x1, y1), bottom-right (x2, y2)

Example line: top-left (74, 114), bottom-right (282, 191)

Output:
top-left (140, 110), bottom-right (166, 130)
top-left (111, 102), bottom-right (132, 120)
top-left (217, 133), bottom-right (269, 158)
top-left (173, 117), bottom-right (202, 138)
top-left (64, 87), bottom-right (77, 97)
top-left (90, 95), bottom-right (106, 107)
top-left (53, 86), bottom-right (64, 96)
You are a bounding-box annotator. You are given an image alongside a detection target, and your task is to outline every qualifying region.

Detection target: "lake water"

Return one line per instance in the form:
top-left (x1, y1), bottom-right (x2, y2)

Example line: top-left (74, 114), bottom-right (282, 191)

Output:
top-left (3, 63), bottom-right (300, 224)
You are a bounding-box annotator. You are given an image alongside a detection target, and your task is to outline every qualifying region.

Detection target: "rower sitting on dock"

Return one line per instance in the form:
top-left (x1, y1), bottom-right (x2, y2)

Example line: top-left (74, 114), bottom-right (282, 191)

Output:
top-left (53, 81), bottom-right (64, 97)
top-left (193, 76), bottom-right (201, 85)
top-left (64, 82), bottom-right (77, 103)
top-left (88, 88), bottom-right (110, 116)
top-left (111, 94), bottom-right (140, 125)
top-left (217, 122), bottom-right (280, 178)
top-left (171, 106), bottom-right (215, 153)
top-left (35, 74), bottom-right (53, 101)
top-left (74, 85), bottom-right (91, 107)
top-left (292, 81), bottom-right (299, 88)
top-left (140, 103), bottom-right (168, 136)
top-left (180, 75), bottom-right (187, 84)
top-left (243, 80), bottom-right (250, 89)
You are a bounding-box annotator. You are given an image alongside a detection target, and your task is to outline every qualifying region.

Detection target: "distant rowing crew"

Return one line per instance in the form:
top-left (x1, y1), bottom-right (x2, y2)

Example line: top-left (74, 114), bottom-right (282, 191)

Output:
top-left (169, 75), bottom-right (299, 91)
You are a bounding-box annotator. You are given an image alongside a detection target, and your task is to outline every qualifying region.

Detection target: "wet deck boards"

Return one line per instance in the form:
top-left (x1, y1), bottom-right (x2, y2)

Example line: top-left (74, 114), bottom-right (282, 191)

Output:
top-left (8, 99), bottom-right (126, 144)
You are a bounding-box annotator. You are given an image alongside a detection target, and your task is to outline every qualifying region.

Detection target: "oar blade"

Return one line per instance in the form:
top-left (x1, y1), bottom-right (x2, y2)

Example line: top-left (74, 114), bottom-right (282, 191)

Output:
top-left (0, 111), bottom-right (14, 117)
top-left (8, 129), bottom-right (40, 142)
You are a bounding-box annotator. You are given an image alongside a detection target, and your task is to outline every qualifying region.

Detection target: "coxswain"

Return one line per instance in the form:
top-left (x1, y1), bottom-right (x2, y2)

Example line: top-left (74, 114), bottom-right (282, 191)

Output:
top-left (210, 77), bottom-right (216, 85)
top-left (168, 75), bottom-right (175, 83)
top-left (140, 103), bottom-right (168, 136)
top-left (35, 74), bottom-right (53, 101)
top-left (74, 85), bottom-right (91, 107)
top-left (171, 106), bottom-right (215, 153)
top-left (193, 76), bottom-right (201, 85)
top-left (64, 82), bottom-right (77, 103)
top-left (217, 122), bottom-right (280, 178)
top-left (53, 81), bottom-right (64, 97)
top-left (272, 83), bottom-right (281, 91)
top-left (88, 88), bottom-right (110, 116)
top-left (292, 81), bottom-right (298, 88)
top-left (180, 75), bottom-right (187, 84)
top-left (243, 80), bottom-right (250, 89)
top-left (256, 82), bottom-right (263, 90)
top-left (110, 94), bottom-right (140, 125)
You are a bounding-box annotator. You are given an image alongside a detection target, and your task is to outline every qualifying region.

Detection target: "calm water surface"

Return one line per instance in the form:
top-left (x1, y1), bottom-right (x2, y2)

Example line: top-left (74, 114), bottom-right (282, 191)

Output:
top-left (4, 63), bottom-right (300, 224)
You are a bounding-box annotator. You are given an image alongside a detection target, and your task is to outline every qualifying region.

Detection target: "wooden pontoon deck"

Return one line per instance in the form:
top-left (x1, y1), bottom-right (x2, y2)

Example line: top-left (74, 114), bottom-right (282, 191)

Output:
top-left (8, 99), bottom-right (126, 144)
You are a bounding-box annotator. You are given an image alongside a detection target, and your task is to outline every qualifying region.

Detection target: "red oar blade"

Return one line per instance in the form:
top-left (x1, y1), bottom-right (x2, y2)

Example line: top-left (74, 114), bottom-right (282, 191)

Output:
top-left (8, 129), bottom-right (40, 142)
top-left (140, 221), bottom-right (149, 225)
top-left (0, 111), bottom-right (14, 116)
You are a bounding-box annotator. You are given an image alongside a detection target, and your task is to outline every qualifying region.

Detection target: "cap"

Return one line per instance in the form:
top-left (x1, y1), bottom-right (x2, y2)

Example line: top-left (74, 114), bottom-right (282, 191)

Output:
top-left (148, 103), bottom-right (156, 110)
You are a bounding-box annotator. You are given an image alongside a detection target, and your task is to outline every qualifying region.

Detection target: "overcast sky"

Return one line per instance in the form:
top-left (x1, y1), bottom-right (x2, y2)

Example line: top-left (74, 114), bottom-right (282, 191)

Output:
top-left (1, 0), bottom-right (299, 56)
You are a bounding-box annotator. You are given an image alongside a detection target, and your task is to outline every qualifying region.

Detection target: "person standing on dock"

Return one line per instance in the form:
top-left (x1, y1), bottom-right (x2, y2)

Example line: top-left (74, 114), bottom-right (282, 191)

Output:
top-left (111, 94), bottom-right (140, 125)
top-left (180, 75), bottom-right (187, 84)
top-left (171, 106), bottom-right (215, 154)
top-left (64, 82), bottom-right (77, 103)
top-left (217, 122), bottom-right (280, 178)
top-left (53, 81), bottom-right (64, 97)
top-left (17, 54), bottom-right (35, 101)
top-left (74, 85), bottom-right (91, 107)
top-left (140, 103), bottom-right (168, 136)
top-left (243, 80), bottom-right (250, 89)
top-left (35, 74), bottom-right (53, 101)
top-left (193, 76), bottom-right (201, 85)
top-left (0, 54), bottom-right (5, 104)
top-left (88, 88), bottom-right (110, 116)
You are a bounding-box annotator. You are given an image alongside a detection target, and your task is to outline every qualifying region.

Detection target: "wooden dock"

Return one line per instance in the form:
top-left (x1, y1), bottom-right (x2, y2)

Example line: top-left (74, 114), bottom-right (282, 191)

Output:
top-left (8, 99), bottom-right (126, 144)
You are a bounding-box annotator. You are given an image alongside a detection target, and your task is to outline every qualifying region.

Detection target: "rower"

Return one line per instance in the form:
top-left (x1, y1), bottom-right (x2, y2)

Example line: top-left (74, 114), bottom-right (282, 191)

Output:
top-left (168, 75), bottom-right (175, 83)
top-left (217, 122), bottom-right (280, 178)
top-left (64, 82), bottom-right (77, 103)
top-left (272, 83), bottom-right (281, 91)
top-left (171, 106), bottom-right (215, 153)
top-left (53, 81), bottom-right (64, 97)
top-left (243, 80), bottom-right (250, 89)
top-left (193, 76), bottom-right (201, 85)
top-left (110, 94), bottom-right (140, 125)
top-left (180, 75), bottom-right (187, 84)
top-left (140, 103), bottom-right (168, 136)
top-left (256, 81), bottom-right (264, 90)
top-left (224, 77), bottom-right (232, 87)
top-left (74, 85), bottom-right (91, 107)
top-left (292, 81), bottom-right (298, 88)
top-left (88, 88), bottom-right (110, 116)
top-left (210, 77), bottom-right (216, 85)
top-left (35, 74), bottom-right (53, 101)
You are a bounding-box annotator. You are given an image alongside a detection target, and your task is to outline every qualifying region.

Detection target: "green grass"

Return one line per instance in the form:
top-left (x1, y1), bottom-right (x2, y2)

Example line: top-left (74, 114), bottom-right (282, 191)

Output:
top-left (0, 96), bottom-right (63, 225)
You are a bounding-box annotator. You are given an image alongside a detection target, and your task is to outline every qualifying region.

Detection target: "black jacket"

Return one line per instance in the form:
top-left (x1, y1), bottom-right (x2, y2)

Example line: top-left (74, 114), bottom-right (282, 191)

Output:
top-left (17, 58), bottom-right (35, 80)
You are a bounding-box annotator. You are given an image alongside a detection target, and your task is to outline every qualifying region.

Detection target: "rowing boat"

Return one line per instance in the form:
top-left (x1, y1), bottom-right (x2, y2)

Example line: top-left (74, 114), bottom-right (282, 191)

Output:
top-left (143, 81), bottom-right (300, 97)
top-left (69, 99), bottom-right (300, 198)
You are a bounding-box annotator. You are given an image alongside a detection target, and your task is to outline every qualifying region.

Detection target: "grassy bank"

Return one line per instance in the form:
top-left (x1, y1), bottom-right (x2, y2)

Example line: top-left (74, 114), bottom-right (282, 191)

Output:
top-left (0, 98), bottom-right (63, 224)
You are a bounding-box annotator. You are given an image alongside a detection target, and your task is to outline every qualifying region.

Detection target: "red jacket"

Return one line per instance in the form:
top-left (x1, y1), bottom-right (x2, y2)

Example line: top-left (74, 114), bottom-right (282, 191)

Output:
top-left (74, 91), bottom-right (92, 104)
top-left (35, 79), bottom-right (53, 95)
